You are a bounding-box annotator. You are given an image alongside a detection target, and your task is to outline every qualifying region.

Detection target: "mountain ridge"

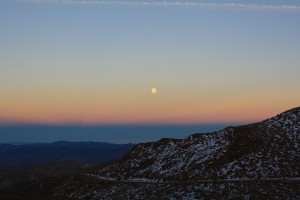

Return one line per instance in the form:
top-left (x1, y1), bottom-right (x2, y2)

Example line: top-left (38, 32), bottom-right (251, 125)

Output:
top-left (96, 106), bottom-right (300, 181)
top-left (1, 107), bottom-right (299, 199)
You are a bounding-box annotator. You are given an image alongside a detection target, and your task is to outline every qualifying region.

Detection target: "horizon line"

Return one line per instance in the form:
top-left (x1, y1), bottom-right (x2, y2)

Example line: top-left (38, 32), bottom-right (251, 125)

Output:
top-left (0, 121), bottom-right (252, 126)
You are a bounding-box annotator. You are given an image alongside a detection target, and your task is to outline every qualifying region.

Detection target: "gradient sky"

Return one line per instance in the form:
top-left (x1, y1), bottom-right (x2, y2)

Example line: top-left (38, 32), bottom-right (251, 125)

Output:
top-left (1, 0), bottom-right (300, 125)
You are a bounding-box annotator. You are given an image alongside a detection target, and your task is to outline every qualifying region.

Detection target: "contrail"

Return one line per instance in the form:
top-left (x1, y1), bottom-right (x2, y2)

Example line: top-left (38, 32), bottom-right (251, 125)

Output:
top-left (23, 0), bottom-right (300, 11)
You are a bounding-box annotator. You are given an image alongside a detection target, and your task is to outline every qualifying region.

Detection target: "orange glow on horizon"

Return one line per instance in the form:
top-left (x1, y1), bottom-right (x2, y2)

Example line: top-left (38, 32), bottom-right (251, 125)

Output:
top-left (0, 84), bottom-right (299, 125)
top-left (0, 100), bottom-right (297, 125)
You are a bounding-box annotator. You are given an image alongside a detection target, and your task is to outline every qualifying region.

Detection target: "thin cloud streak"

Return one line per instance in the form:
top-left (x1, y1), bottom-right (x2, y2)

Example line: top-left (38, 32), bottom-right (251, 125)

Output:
top-left (24, 0), bottom-right (300, 11)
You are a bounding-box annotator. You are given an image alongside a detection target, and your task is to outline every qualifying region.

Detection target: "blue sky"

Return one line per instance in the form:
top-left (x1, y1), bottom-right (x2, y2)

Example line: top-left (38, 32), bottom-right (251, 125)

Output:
top-left (0, 0), bottom-right (300, 142)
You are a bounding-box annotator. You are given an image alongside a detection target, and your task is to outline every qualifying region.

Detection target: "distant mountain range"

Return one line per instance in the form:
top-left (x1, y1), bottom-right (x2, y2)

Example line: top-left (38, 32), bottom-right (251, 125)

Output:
top-left (0, 141), bottom-right (134, 165)
top-left (0, 141), bottom-right (134, 188)
top-left (1, 107), bottom-right (299, 199)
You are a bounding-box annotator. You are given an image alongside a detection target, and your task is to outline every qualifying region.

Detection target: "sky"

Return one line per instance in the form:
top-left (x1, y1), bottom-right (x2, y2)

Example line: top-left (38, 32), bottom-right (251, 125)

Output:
top-left (0, 0), bottom-right (300, 126)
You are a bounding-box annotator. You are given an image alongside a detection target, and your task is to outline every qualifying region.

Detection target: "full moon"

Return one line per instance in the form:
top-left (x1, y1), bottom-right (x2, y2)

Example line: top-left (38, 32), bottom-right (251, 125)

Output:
top-left (151, 88), bottom-right (157, 94)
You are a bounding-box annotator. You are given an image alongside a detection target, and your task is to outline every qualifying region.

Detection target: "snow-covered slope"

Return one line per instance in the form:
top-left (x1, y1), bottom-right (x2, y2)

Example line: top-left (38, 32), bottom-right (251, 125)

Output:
top-left (98, 107), bottom-right (300, 181)
top-left (48, 107), bottom-right (300, 199)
